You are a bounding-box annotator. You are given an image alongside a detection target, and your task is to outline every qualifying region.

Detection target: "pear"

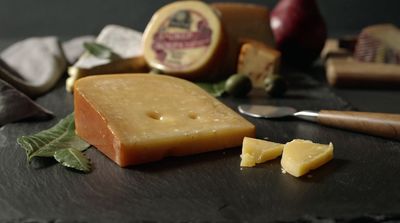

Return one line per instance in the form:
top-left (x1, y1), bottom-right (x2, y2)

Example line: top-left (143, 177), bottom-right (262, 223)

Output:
top-left (270, 0), bottom-right (327, 68)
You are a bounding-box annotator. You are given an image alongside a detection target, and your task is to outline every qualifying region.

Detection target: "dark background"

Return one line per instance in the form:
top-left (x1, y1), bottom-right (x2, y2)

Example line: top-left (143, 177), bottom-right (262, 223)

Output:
top-left (1, 0), bottom-right (400, 40)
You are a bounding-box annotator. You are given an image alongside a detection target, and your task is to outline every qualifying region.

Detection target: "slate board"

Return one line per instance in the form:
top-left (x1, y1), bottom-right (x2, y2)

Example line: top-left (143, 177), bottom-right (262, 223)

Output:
top-left (1, 70), bottom-right (400, 222)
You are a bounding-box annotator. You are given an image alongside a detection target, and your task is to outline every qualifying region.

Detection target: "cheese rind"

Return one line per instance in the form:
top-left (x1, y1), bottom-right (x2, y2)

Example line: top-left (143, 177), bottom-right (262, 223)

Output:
top-left (240, 137), bottom-right (283, 167)
top-left (237, 41), bottom-right (281, 87)
top-left (74, 74), bottom-right (255, 167)
top-left (142, 1), bottom-right (225, 80)
top-left (281, 139), bottom-right (333, 177)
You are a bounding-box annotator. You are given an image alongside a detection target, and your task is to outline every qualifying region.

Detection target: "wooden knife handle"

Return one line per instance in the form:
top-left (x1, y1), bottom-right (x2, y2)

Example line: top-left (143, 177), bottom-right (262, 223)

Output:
top-left (318, 110), bottom-right (400, 140)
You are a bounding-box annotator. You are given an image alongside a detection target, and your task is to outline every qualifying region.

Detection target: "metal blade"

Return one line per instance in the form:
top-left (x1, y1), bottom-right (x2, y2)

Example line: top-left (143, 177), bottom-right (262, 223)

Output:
top-left (238, 104), bottom-right (297, 118)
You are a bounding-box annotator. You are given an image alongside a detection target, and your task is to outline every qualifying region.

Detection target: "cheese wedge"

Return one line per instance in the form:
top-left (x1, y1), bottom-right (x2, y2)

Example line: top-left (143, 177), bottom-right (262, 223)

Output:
top-left (211, 3), bottom-right (276, 75)
top-left (240, 137), bottom-right (283, 167)
top-left (66, 24), bottom-right (147, 92)
top-left (354, 24), bottom-right (400, 64)
top-left (142, 1), bottom-right (225, 80)
top-left (281, 139), bottom-right (333, 177)
top-left (74, 74), bottom-right (255, 167)
top-left (237, 41), bottom-right (281, 88)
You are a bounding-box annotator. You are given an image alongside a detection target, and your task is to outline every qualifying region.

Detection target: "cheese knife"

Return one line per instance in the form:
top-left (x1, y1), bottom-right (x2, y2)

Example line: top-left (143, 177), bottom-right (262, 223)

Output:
top-left (238, 104), bottom-right (400, 140)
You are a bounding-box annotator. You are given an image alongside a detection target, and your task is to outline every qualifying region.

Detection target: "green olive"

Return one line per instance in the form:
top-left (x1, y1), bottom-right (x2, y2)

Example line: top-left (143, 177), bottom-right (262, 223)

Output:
top-left (149, 68), bottom-right (164, 74)
top-left (225, 74), bottom-right (252, 97)
top-left (264, 75), bottom-right (287, 97)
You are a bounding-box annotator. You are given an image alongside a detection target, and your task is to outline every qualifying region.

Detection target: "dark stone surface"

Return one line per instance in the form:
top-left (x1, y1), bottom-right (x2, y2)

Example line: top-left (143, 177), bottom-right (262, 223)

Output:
top-left (1, 1), bottom-right (400, 221)
top-left (0, 67), bottom-right (399, 222)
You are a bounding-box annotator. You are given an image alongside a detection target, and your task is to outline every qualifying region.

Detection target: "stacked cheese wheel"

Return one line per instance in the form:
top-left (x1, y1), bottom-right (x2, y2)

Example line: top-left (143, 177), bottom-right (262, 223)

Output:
top-left (143, 1), bottom-right (277, 83)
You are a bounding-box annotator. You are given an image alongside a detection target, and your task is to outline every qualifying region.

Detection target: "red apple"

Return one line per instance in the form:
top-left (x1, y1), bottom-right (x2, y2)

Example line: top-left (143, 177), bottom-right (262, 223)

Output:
top-left (270, 0), bottom-right (327, 68)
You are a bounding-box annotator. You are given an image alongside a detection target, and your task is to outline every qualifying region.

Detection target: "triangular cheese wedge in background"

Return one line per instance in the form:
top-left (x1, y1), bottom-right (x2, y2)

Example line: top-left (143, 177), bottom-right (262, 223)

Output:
top-left (74, 74), bottom-right (255, 167)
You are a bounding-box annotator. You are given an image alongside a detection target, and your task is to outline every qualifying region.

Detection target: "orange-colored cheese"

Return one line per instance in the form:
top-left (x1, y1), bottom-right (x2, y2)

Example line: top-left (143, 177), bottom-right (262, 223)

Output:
top-left (74, 74), bottom-right (255, 167)
top-left (143, 1), bottom-right (225, 80)
top-left (211, 3), bottom-right (276, 75)
top-left (237, 41), bottom-right (281, 87)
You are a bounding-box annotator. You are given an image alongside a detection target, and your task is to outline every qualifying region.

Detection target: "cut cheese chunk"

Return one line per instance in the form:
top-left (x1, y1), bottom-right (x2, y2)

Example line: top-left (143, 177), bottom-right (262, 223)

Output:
top-left (66, 24), bottom-right (147, 92)
top-left (281, 139), bottom-right (333, 177)
top-left (211, 3), bottom-right (275, 75)
top-left (74, 74), bottom-right (255, 167)
top-left (237, 41), bottom-right (281, 88)
top-left (320, 39), bottom-right (352, 61)
top-left (142, 1), bottom-right (225, 80)
top-left (354, 24), bottom-right (400, 64)
top-left (240, 137), bottom-right (283, 167)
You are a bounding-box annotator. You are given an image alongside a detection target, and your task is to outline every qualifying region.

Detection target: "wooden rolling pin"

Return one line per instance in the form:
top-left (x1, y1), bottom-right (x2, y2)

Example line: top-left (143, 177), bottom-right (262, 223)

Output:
top-left (326, 58), bottom-right (400, 87)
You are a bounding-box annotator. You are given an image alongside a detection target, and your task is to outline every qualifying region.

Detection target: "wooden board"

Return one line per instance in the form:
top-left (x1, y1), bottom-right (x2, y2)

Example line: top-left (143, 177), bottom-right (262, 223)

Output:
top-left (1, 71), bottom-right (400, 222)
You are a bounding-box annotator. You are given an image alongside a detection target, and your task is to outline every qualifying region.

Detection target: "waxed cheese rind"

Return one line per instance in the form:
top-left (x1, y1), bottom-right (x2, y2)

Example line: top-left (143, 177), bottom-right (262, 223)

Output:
top-left (281, 139), bottom-right (334, 177)
top-left (142, 1), bottom-right (224, 79)
top-left (240, 137), bottom-right (283, 167)
top-left (74, 74), bottom-right (255, 167)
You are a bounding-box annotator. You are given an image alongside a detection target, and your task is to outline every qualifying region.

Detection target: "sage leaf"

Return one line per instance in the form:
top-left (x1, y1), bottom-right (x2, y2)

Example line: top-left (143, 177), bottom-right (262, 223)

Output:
top-left (54, 148), bottom-right (91, 173)
top-left (196, 80), bottom-right (226, 97)
top-left (83, 42), bottom-right (121, 60)
top-left (17, 113), bottom-right (90, 160)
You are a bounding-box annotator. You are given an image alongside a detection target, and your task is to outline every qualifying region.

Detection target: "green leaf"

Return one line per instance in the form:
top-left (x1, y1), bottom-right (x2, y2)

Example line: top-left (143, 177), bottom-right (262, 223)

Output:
top-left (196, 80), bottom-right (226, 97)
top-left (17, 113), bottom-right (90, 161)
top-left (83, 42), bottom-right (121, 60)
top-left (54, 148), bottom-right (91, 173)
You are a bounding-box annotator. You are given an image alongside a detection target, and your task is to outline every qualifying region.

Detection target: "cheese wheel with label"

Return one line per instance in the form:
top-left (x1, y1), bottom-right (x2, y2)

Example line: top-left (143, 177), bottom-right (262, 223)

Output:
top-left (143, 1), bottom-right (225, 80)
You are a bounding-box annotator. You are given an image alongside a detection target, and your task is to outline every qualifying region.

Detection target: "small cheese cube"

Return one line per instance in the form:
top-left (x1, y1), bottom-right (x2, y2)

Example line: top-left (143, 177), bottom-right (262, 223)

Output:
top-left (74, 74), bottom-right (255, 167)
top-left (240, 137), bottom-right (283, 167)
top-left (237, 41), bottom-right (281, 87)
top-left (211, 3), bottom-right (276, 75)
top-left (281, 139), bottom-right (333, 177)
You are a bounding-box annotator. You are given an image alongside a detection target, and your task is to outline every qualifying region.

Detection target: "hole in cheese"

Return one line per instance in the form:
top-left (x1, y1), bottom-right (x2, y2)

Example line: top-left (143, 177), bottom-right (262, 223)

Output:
top-left (146, 111), bottom-right (163, 120)
top-left (188, 111), bottom-right (199, 120)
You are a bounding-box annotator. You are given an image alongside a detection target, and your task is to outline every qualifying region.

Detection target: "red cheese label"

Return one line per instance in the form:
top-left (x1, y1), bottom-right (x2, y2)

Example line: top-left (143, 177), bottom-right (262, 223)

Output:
top-left (151, 10), bottom-right (213, 69)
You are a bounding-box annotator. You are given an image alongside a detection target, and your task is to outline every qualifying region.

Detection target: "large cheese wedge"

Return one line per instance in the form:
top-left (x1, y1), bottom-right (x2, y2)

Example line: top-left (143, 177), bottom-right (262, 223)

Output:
top-left (240, 137), bottom-right (283, 167)
top-left (142, 1), bottom-right (225, 80)
top-left (66, 24), bottom-right (148, 92)
top-left (281, 139), bottom-right (333, 177)
top-left (237, 41), bottom-right (281, 88)
top-left (354, 24), bottom-right (400, 64)
top-left (211, 3), bottom-right (275, 75)
top-left (74, 74), bottom-right (255, 167)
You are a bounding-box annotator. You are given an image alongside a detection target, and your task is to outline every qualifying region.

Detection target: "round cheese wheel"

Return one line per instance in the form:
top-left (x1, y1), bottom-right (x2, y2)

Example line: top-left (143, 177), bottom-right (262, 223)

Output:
top-left (142, 1), bottom-right (224, 79)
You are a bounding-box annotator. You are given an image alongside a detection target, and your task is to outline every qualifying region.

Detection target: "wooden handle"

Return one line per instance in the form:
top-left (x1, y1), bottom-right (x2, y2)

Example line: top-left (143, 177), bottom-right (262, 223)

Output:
top-left (318, 110), bottom-right (400, 140)
top-left (326, 58), bottom-right (400, 88)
